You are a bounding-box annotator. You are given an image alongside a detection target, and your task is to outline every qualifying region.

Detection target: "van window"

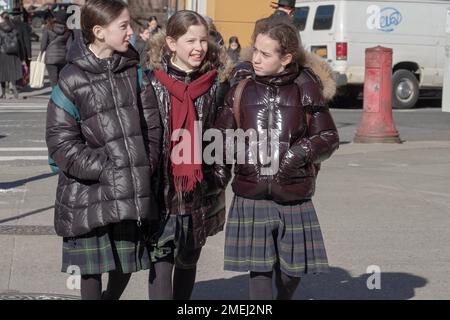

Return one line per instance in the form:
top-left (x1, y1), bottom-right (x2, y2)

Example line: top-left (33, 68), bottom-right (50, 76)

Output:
top-left (313, 5), bottom-right (335, 30)
top-left (293, 7), bottom-right (309, 31)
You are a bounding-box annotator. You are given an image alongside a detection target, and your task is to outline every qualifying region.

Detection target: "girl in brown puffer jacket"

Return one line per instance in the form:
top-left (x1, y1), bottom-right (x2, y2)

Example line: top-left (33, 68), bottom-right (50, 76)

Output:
top-left (215, 18), bottom-right (339, 300)
top-left (45, 0), bottom-right (161, 300)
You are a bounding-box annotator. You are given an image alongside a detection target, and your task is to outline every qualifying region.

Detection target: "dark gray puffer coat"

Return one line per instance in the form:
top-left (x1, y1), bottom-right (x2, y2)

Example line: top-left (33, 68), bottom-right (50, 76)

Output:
top-left (46, 37), bottom-right (162, 237)
top-left (40, 22), bottom-right (72, 65)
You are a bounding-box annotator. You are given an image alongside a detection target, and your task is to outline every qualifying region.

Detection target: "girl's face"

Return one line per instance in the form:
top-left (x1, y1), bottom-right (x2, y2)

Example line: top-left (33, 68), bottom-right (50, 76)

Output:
top-left (252, 34), bottom-right (292, 77)
top-left (148, 20), bottom-right (158, 31)
top-left (94, 8), bottom-right (133, 53)
top-left (230, 42), bottom-right (239, 50)
top-left (166, 24), bottom-right (208, 71)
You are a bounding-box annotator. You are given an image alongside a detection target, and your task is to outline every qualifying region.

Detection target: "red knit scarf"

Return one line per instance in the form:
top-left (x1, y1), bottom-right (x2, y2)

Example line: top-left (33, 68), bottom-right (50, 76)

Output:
top-left (154, 69), bottom-right (217, 193)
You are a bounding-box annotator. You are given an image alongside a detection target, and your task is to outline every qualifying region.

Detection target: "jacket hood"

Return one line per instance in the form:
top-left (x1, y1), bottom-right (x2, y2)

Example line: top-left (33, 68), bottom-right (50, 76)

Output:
top-left (53, 23), bottom-right (67, 36)
top-left (67, 36), bottom-right (139, 74)
top-left (238, 46), bottom-right (337, 101)
top-left (147, 29), bottom-right (234, 82)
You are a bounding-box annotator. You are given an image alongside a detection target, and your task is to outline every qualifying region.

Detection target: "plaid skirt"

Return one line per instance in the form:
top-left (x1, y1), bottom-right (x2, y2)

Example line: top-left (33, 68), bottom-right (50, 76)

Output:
top-left (224, 196), bottom-right (329, 277)
top-left (150, 214), bottom-right (201, 269)
top-left (62, 220), bottom-right (151, 276)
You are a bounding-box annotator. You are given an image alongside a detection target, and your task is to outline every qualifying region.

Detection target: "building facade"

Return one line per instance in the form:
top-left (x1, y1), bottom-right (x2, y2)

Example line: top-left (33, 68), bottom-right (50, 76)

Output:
top-left (200, 0), bottom-right (274, 47)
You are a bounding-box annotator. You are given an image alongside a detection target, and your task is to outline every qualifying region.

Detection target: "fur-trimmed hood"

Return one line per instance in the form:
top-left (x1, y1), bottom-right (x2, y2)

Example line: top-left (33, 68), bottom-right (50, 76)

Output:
top-left (238, 46), bottom-right (336, 101)
top-left (146, 29), bottom-right (234, 83)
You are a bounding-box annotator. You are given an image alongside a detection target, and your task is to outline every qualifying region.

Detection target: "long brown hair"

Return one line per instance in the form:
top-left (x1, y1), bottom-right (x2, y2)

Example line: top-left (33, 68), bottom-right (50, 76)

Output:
top-left (252, 17), bottom-right (305, 66)
top-left (81, 0), bottom-right (128, 44)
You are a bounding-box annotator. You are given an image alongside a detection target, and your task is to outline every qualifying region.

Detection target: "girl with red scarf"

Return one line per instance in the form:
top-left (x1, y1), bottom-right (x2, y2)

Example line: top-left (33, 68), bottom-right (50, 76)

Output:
top-left (145, 10), bottom-right (232, 300)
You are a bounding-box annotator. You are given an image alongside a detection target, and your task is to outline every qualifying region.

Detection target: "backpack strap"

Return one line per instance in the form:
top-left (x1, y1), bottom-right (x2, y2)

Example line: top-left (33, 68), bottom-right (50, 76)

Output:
top-left (48, 84), bottom-right (81, 174)
top-left (137, 66), bottom-right (143, 88)
top-left (232, 78), bottom-right (250, 128)
top-left (136, 65), bottom-right (144, 95)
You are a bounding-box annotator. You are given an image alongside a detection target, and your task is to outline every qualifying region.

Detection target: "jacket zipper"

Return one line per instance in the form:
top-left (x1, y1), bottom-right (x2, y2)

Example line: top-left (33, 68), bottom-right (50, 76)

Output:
top-left (267, 88), bottom-right (275, 196)
top-left (107, 60), bottom-right (141, 227)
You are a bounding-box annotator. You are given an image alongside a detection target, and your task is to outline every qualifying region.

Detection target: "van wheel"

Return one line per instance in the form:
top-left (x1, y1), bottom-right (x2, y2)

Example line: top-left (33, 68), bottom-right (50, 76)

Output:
top-left (392, 70), bottom-right (419, 109)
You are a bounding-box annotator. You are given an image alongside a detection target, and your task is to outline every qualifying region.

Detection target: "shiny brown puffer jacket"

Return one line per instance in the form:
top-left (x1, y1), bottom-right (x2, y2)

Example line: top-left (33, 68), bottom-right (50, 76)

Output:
top-left (46, 37), bottom-right (162, 237)
top-left (215, 57), bottom-right (339, 204)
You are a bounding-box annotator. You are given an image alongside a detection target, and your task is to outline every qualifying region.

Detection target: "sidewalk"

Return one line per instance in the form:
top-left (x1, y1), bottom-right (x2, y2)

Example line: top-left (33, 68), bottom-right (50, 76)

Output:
top-left (1, 138), bottom-right (449, 300)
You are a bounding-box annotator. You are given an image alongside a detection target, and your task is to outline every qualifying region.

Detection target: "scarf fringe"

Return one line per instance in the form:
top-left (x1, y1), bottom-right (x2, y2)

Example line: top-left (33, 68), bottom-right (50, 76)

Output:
top-left (174, 169), bottom-right (204, 193)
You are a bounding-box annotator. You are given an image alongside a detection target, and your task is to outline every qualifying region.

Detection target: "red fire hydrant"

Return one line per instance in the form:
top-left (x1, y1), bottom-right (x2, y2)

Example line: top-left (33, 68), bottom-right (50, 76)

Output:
top-left (354, 46), bottom-right (401, 143)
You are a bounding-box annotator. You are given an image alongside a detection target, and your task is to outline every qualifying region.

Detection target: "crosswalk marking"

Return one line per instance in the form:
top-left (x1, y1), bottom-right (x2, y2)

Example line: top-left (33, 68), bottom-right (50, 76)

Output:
top-left (0, 156), bottom-right (48, 161)
top-left (0, 148), bottom-right (47, 152)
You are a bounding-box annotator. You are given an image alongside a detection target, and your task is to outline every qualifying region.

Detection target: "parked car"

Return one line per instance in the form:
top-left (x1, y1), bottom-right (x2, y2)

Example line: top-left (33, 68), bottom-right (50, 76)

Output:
top-left (295, 0), bottom-right (449, 109)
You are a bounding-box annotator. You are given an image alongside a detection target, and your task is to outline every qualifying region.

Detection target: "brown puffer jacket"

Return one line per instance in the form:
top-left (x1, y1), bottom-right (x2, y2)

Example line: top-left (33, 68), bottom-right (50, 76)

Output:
top-left (215, 54), bottom-right (339, 204)
top-left (147, 31), bottom-right (232, 248)
top-left (46, 36), bottom-right (162, 237)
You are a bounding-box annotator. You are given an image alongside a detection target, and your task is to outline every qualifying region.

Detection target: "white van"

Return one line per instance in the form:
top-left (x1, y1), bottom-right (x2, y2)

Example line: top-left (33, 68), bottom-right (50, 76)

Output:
top-left (293, 0), bottom-right (449, 108)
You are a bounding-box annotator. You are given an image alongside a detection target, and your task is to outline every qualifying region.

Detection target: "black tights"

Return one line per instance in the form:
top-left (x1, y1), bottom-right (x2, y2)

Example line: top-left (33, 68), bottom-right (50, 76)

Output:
top-left (148, 251), bottom-right (200, 300)
top-left (249, 265), bottom-right (301, 300)
top-left (80, 270), bottom-right (132, 300)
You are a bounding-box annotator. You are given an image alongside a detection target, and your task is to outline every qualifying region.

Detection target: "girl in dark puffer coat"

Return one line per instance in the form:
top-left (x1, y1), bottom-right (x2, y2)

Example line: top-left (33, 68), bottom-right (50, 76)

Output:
top-left (0, 12), bottom-right (22, 99)
top-left (45, 0), bottom-right (161, 300)
top-left (215, 18), bottom-right (339, 300)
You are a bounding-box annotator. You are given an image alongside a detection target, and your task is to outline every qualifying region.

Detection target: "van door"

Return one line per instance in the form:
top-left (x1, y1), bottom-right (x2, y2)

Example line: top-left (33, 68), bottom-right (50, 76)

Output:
top-left (303, 4), bottom-right (337, 61)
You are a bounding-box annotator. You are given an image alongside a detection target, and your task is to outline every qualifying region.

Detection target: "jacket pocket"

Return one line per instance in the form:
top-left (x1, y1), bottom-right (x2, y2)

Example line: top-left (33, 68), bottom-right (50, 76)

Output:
top-left (234, 164), bottom-right (259, 178)
top-left (81, 123), bottom-right (103, 148)
top-left (276, 163), bottom-right (314, 185)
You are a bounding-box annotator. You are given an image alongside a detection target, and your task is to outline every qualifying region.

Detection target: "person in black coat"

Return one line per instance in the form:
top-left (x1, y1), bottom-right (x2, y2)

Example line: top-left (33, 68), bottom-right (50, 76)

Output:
top-left (9, 9), bottom-right (32, 69)
top-left (0, 12), bottom-right (22, 99)
top-left (133, 26), bottom-right (150, 68)
top-left (40, 10), bottom-right (72, 87)
top-left (226, 36), bottom-right (241, 63)
top-left (254, 0), bottom-right (302, 38)
top-left (270, 0), bottom-right (296, 20)
top-left (147, 16), bottom-right (161, 37)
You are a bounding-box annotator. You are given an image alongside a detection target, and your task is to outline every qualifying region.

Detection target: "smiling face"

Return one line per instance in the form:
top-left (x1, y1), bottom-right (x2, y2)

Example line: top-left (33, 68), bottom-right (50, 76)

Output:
top-left (166, 24), bottom-right (209, 71)
top-left (94, 8), bottom-right (133, 53)
top-left (252, 33), bottom-right (292, 77)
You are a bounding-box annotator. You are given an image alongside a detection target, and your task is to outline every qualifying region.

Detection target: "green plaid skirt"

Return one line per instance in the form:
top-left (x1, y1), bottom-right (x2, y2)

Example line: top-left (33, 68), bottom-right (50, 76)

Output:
top-left (224, 196), bottom-right (329, 277)
top-left (62, 220), bottom-right (151, 276)
top-left (150, 214), bottom-right (201, 269)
